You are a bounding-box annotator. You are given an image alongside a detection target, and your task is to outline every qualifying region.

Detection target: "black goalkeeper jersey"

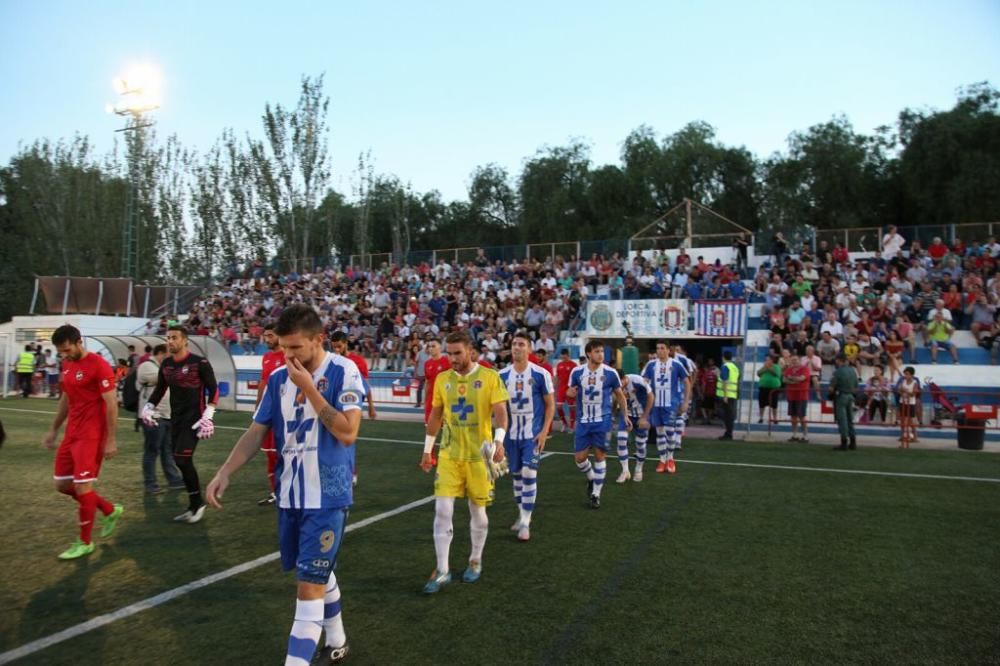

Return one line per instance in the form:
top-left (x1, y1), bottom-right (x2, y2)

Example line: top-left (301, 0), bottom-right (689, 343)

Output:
top-left (148, 352), bottom-right (219, 426)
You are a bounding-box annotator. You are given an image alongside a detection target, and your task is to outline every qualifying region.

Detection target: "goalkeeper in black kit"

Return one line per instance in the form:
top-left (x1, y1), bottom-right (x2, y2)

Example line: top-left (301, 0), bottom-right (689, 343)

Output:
top-left (142, 326), bottom-right (219, 523)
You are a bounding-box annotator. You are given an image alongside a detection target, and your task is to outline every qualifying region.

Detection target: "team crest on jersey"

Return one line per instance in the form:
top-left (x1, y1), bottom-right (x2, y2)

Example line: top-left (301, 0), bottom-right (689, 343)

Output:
top-left (473, 380), bottom-right (482, 389)
top-left (516, 380), bottom-right (524, 392)
top-left (316, 377), bottom-right (329, 394)
top-left (587, 376), bottom-right (596, 385)
top-left (340, 391), bottom-right (360, 405)
top-left (181, 366), bottom-right (189, 374)
top-left (75, 371), bottom-right (84, 381)
top-left (444, 383), bottom-right (451, 392)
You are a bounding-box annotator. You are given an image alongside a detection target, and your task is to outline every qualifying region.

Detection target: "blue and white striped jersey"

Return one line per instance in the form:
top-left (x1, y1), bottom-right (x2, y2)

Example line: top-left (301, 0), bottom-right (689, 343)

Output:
top-left (672, 354), bottom-right (695, 405)
top-left (569, 363), bottom-right (621, 424)
top-left (623, 373), bottom-right (651, 418)
top-left (499, 362), bottom-right (554, 440)
top-left (642, 358), bottom-right (689, 408)
top-left (254, 352), bottom-right (365, 510)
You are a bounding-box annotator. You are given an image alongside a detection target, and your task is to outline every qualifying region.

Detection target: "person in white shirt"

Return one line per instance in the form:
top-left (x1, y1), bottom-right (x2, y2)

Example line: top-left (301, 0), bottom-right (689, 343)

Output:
top-left (882, 225), bottom-right (905, 260)
top-left (820, 314), bottom-right (844, 339)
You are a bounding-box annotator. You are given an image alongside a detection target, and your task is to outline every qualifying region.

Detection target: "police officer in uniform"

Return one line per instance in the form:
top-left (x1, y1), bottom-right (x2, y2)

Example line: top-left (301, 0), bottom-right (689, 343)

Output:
top-left (830, 354), bottom-right (858, 450)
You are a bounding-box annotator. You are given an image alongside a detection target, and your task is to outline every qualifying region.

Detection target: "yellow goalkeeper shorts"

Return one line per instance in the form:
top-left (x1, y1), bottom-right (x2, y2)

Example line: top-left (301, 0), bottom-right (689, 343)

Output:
top-left (434, 456), bottom-right (494, 506)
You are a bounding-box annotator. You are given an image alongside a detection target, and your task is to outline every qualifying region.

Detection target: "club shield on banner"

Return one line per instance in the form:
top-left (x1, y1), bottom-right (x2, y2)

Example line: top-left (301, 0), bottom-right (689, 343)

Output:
top-left (694, 300), bottom-right (747, 337)
top-left (586, 299), bottom-right (688, 337)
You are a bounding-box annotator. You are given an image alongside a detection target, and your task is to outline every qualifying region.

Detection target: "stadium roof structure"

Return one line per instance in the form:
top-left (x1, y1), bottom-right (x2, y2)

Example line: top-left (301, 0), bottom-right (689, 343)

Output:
top-left (31, 276), bottom-right (202, 319)
top-left (630, 198), bottom-right (752, 249)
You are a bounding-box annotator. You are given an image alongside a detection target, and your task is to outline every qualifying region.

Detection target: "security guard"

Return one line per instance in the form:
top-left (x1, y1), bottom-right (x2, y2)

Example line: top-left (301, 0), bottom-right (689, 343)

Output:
top-left (716, 350), bottom-right (740, 440)
top-left (829, 353), bottom-right (859, 450)
top-left (16, 345), bottom-right (36, 398)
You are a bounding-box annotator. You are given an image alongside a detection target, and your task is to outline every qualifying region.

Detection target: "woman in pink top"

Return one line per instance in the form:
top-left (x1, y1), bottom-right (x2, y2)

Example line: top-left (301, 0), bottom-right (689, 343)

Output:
top-left (894, 315), bottom-right (915, 363)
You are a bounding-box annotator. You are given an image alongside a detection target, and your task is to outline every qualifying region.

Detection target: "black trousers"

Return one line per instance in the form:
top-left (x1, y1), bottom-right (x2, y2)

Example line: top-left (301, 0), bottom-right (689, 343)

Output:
top-left (720, 398), bottom-right (736, 436)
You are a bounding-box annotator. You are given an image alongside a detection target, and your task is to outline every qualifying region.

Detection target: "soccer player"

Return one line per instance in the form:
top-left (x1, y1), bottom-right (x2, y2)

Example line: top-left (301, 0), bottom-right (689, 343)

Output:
top-left (206, 304), bottom-right (362, 665)
top-left (670, 344), bottom-right (696, 451)
top-left (331, 332), bottom-right (376, 487)
top-left (499, 332), bottom-right (555, 542)
top-left (554, 349), bottom-right (577, 432)
top-left (616, 371), bottom-right (653, 483)
top-left (256, 324), bottom-right (285, 505)
top-left (422, 338), bottom-right (451, 464)
top-left (419, 331), bottom-right (509, 593)
top-left (141, 325), bottom-right (219, 524)
top-left (566, 341), bottom-right (629, 508)
top-left (641, 341), bottom-right (690, 474)
top-left (43, 325), bottom-right (123, 559)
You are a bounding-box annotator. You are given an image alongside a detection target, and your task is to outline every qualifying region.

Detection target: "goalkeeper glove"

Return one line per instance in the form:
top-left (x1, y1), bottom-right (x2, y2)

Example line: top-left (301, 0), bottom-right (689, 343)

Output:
top-left (480, 440), bottom-right (509, 482)
top-left (140, 403), bottom-right (158, 428)
top-left (192, 405), bottom-right (216, 440)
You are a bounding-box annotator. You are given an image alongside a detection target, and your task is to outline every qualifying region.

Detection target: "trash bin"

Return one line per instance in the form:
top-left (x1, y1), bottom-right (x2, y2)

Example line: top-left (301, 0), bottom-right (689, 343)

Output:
top-left (956, 413), bottom-right (986, 451)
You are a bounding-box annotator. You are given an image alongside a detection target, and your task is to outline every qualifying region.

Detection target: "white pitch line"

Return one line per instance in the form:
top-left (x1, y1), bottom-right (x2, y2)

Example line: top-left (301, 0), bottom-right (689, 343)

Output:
top-left (0, 495), bottom-right (435, 665)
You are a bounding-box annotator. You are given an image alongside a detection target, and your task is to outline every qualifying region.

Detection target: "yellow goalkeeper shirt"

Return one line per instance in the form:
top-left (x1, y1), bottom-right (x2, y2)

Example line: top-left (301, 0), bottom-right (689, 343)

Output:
top-left (433, 364), bottom-right (509, 462)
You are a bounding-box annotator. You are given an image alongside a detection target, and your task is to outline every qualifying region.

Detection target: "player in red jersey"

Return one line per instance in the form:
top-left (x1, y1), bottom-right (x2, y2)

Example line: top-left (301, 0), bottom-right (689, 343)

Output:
top-left (534, 348), bottom-right (554, 376)
top-left (43, 325), bottom-right (123, 559)
top-left (471, 345), bottom-right (493, 369)
top-left (554, 348), bottom-right (578, 432)
top-left (255, 324), bottom-right (285, 505)
top-left (422, 339), bottom-right (450, 465)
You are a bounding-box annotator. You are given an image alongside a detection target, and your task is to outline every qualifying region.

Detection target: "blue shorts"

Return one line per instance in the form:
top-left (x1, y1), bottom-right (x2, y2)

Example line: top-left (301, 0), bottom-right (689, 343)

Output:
top-left (931, 340), bottom-right (953, 350)
top-left (504, 438), bottom-right (539, 473)
top-left (615, 412), bottom-right (648, 438)
top-left (649, 406), bottom-right (676, 428)
top-left (574, 421), bottom-right (611, 452)
top-left (278, 507), bottom-right (348, 584)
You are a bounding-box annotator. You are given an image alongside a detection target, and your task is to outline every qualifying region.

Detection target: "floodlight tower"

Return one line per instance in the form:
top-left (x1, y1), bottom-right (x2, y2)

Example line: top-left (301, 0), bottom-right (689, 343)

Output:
top-left (110, 65), bottom-right (161, 280)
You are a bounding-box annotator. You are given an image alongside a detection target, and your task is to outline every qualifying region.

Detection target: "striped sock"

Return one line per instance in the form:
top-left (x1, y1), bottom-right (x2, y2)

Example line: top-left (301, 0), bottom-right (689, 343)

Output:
top-left (323, 574), bottom-right (346, 648)
top-left (520, 466), bottom-right (537, 526)
top-left (285, 599), bottom-right (323, 666)
top-left (592, 460), bottom-right (607, 497)
top-left (656, 427), bottom-right (669, 462)
top-left (635, 431), bottom-right (648, 465)
top-left (576, 459), bottom-right (594, 480)
top-left (617, 431), bottom-right (629, 467)
top-left (512, 472), bottom-right (523, 506)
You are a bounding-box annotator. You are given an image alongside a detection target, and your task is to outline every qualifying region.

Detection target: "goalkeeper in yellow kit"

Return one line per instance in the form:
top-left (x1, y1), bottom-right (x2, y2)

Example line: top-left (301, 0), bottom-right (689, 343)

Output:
top-left (420, 331), bottom-right (509, 593)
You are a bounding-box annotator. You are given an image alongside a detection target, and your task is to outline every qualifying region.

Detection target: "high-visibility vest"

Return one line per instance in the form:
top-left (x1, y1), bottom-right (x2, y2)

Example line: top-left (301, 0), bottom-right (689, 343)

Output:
top-left (716, 361), bottom-right (740, 399)
top-left (16, 352), bottom-right (35, 374)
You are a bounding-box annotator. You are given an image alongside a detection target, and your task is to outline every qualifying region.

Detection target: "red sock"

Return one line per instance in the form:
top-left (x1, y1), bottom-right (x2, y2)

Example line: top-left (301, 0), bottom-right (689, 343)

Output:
top-left (93, 493), bottom-right (114, 516)
top-left (78, 491), bottom-right (98, 544)
top-left (266, 450), bottom-right (279, 492)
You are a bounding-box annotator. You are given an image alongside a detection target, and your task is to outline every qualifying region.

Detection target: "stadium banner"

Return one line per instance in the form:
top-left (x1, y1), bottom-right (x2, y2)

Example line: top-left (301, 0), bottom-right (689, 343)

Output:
top-left (586, 299), bottom-right (688, 337)
top-left (694, 300), bottom-right (747, 337)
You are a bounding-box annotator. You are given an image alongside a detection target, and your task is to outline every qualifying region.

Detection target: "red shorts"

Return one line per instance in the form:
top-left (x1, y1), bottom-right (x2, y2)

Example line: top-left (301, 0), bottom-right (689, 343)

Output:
top-left (556, 391), bottom-right (568, 404)
top-left (260, 429), bottom-right (276, 453)
top-left (53, 436), bottom-right (104, 484)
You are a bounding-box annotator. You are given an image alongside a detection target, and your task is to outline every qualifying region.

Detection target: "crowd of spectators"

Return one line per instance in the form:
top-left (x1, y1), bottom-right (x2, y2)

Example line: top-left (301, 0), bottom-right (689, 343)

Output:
top-left (174, 245), bottom-right (755, 372)
top-left (756, 227), bottom-right (1000, 380)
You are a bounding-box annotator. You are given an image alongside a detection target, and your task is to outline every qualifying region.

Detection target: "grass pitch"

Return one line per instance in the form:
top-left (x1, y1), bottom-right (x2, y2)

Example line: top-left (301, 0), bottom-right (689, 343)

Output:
top-left (0, 399), bottom-right (998, 664)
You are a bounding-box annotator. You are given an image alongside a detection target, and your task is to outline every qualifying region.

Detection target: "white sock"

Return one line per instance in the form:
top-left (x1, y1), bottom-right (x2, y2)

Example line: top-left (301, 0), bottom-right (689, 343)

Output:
top-left (323, 574), bottom-right (346, 648)
top-left (285, 598), bottom-right (324, 666)
top-left (576, 459), bottom-right (594, 480)
top-left (469, 500), bottom-right (488, 562)
top-left (433, 497), bottom-right (454, 574)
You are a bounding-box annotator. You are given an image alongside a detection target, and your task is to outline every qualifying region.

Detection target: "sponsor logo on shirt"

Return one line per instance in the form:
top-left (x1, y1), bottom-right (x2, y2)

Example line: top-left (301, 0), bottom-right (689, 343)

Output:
top-left (75, 371), bottom-right (84, 381)
top-left (340, 392), bottom-right (359, 405)
top-left (101, 379), bottom-right (110, 388)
